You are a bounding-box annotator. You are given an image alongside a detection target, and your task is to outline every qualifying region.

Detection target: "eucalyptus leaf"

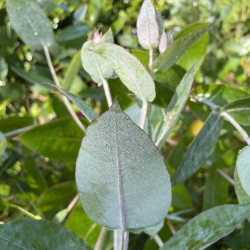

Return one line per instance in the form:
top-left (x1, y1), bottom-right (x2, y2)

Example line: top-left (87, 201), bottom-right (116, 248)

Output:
top-left (236, 146), bottom-right (250, 196)
top-left (160, 204), bottom-right (250, 250)
top-left (0, 219), bottom-right (91, 249)
top-left (152, 26), bottom-right (209, 72)
top-left (0, 131), bottom-right (7, 156)
top-left (154, 67), bottom-right (195, 148)
top-left (6, 0), bottom-right (54, 50)
top-left (223, 97), bottom-right (250, 126)
top-left (85, 42), bottom-right (155, 102)
top-left (172, 110), bottom-right (224, 186)
top-left (137, 0), bottom-right (159, 49)
top-left (76, 99), bottom-right (171, 230)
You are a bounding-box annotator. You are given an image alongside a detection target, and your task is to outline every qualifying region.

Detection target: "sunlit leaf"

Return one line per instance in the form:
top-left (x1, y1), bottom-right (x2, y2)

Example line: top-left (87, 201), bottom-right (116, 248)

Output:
top-left (6, 0), bottom-right (54, 49)
top-left (161, 204), bottom-right (250, 250)
top-left (76, 99), bottom-right (171, 230)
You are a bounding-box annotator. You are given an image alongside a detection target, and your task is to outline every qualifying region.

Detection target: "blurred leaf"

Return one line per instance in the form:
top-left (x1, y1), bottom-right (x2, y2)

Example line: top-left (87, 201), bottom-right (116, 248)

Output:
top-left (37, 0), bottom-right (61, 13)
top-left (161, 204), bottom-right (250, 250)
top-left (172, 184), bottom-right (193, 209)
top-left (236, 146), bottom-right (250, 196)
top-left (137, 0), bottom-right (159, 50)
top-left (74, 5), bottom-right (88, 24)
top-left (234, 169), bottom-right (250, 222)
top-left (19, 117), bottom-right (85, 163)
top-left (51, 95), bottom-right (70, 118)
top-left (83, 42), bottom-right (156, 102)
top-left (144, 221), bottom-right (163, 236)
top-left (112, 10), bottom-right (127, 35)
top-left (154, 67), bottom-right (195, 148)
top-left (0, 56), bottom-right (8, 80)
top-left (0, 82), bottom-right (25, 101)
top-left (153, 81), bottom-right (173, 108)
top-left (0, 219), bottom-right (91, 249)
top-left (0, 116), bottom-right (34, 133)
top-left (62, 51), bottom-right (81, 90)
top-left (6, 0), bottom-right (54, 49)
top-left (65, 202), bottom-right (102, 247)
top-left (76, 100), bottom-right (171, 230)
top-left (23, 155), bottom-right (47, 194)
top-left (0, 131), bottom-right (7, 156)
top-left (203, 166), bottom-right (229, 210)
top-left (152, 26), bottom-right (208, 72)
top-left (88, 0), bottom-right (101, 25)
top-left (38, 182), bottom-right (77, 214)
top-left (57, 24), bottom-right (89, 42)
top-left (172, 110), bottom-right (224, 186)
top-left (223, 97), bottom-right (250, 126)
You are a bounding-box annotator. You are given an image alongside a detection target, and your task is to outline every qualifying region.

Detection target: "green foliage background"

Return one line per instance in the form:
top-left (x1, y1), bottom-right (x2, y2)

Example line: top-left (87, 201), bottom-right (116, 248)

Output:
top-left (0, 0), bottom-right (249, 249)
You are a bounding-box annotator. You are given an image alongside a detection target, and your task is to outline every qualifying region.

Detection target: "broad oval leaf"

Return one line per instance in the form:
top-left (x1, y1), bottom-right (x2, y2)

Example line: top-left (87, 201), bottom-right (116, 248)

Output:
top-left (6, 0), bottom-right (54, 50)
top-left (86, 42), bottom-right (155, 102)
top-left (136, 0), bottom-right (159, 49)
top-left (154, 67), bottom-right (195, 148)
top-left (0, 219), bottom-right (91, 249)
top-left (223, 97), bottom-right (250, 126)
top-left (81, 41), bottom-right (114, 86)
top-left (171, 110), bottom-right (224, 186)
top-left (236, 146), bottom-right (250, 196)
top-left (76, 99), bottom-right (171, 230)
top-left (160, 204), bottom-right (250, 250)
top-left (19, 117), bottom-right (85, 163)
top-left (152, 26), bottom-right (208, 72)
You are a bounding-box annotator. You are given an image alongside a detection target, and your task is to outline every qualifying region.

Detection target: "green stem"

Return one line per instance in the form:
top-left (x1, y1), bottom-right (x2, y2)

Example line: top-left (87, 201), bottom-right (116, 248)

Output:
top-left (114, 229), bottom-right (129, 250)
top-left (8, 203), bottom-right (41, 220)
top-left (139, 101), bottom-right (148, 130)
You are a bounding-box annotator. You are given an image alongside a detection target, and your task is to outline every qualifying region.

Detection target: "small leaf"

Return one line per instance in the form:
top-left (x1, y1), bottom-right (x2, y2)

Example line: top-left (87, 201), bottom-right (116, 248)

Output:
top-left (0, 219), bottom-right (91, 249)
top-left (236, 146), bottom-right (250, 196)
top-left (160, 204), bottom-right (250, 250)
top-left (76, 99), bottom-right (171, 230)
top-left (171, 110), bottom-right (224, 186)
top-left (223, 97), bottom-right (250, 126)
top-left (86, 42), bottom-right (156, 102)
top-left (154, 67), bottom-right (195, 148)
top-left (0, 131), bottom-right (7, 156)
top-left (152, 26), bottom-right (208, 72)
top-left (6, 0), bottom-right (54, 50)
top-left (137, 0), bottom-right (160, 49)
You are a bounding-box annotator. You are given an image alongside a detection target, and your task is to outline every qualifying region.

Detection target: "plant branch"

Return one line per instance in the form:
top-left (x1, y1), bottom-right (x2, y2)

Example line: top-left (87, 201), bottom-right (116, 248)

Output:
top-left (8, 203), bottom-right (41, 220)
top-left (217, 169), bottom-right (235, 186)
top-left (42, 43), bottom-right (86, 133)
top-left (139, 101), bottom-right (148, 130)
top-left (114, 229), bottom-right (129, 250)
top-left (149, 47), bottom-right (154, 70)
top-left (221, 111), bottom-right (250, 146)
top-left (4, 125), bottom-right (35, 137)
top-left (102, 78), bottom-right (113, 108)
top-left (166, 220), bottom-right (176, 235)
top-left (66, 194), bottom-right (79, 213)
top-left (94, 227), bottom-right (107, 250)
top-left (153, 234), bottom-right (164, 248)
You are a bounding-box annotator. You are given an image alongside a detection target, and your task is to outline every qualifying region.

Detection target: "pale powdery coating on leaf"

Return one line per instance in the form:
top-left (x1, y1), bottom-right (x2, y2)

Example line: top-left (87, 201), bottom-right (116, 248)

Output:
top-left (76, 100), bottom-right (171, 230)
top-left (137, 0), bottom-right (160, 50)
top-left (6, 0), bottom-right (54, 50)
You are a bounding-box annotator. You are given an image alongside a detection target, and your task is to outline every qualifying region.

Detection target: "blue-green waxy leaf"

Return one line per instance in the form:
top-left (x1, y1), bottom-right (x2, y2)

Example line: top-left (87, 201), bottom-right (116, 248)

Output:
top-left (76, 99), bottom-right (171, 230)
top-left (152, 26), bottom-right (208, 72)
top-left (0, 219), bottom-right (91, 249)
top-left (234, 169), bottom-right (250, 222)
top-left (160, 204), bottom-right (250, 250)
top-left (236, 146), bottom-right (250, 196)
top-left (0, 131), bottom-right (7, 156)
top-left (172, 110), bottom-right (224, 186)
top-left (137, 0), bottom-right (160, 49)
top-left (6, 0), bottom-right (54, 50)
top-left (86, 43), bottom-right (156, 102)
top-left (154, 67), bottom-right (195, 148)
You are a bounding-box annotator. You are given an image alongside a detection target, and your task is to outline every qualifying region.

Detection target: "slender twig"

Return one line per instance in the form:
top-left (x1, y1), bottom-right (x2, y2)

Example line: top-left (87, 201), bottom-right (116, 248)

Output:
top-left (221, 111), bottom-right (250, 146)
top-left (94, 227), bottom-right (107, 250)
top-left (166, 220), bottom-right (176, 235)
top-left (102, 79), bottom-right (113, 108)
top-left (4, 125), bottom-right (35, 137)
top-left (153, 234), bottom-right (164, 248)
top-left (66, 194), bottom-right (79, 213)
top-left (42, 43), bottom-right (86, 133)
top-left (217, 169), bottom-right (235, 186)
top-left (192, 95), bottom-right (218, 110)
top-left (139, 101), bottom-right (148, 130)
top-left (8, 203), bottom-right (41, 220)
top-left (149, 47), bottom-right (154, 70)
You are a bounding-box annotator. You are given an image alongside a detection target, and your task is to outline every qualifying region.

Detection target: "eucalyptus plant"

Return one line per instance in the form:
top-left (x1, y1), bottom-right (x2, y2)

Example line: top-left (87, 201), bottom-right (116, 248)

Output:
top-left (0, 0), bottom-right (250, 249)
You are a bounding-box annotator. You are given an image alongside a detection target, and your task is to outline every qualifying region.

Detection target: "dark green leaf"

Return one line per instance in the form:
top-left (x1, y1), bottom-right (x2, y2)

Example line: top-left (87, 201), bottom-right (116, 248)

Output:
top-left (0, 219), bottom-right (91, 249)
top-left (152, 26), bottom-right (209, 72)
top-left (160, 204), bottom-right (250, 250)
top-left (76, 100), bottom-right (171, 230)
top-left (0, 131), bottom-right (7, 156)
top-left (19, 117), bottom-right (85, 163)
top-left (6, 0), bottom-right (54, 49)
top-left (172, 110), bottom-right (224, 186)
